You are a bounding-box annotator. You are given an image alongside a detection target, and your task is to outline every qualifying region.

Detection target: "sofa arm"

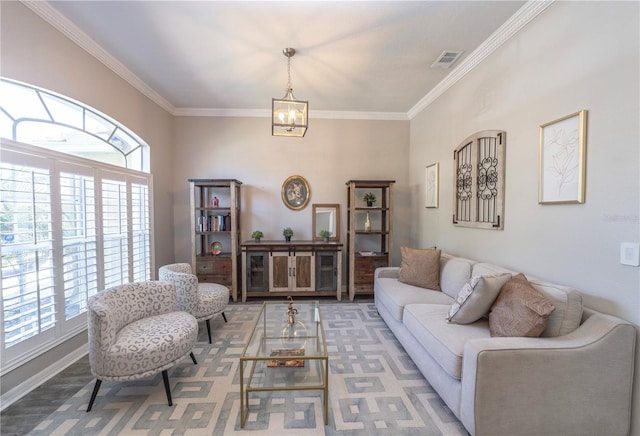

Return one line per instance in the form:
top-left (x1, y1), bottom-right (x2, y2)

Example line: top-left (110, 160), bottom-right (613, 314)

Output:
top-left (374, 267), bottom-right (400, 279)
top-left (460, 310), bottom-right (636, 436)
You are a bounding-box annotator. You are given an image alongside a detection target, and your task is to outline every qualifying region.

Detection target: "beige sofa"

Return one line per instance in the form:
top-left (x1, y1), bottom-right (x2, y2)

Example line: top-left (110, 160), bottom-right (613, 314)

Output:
top-left (374, 253), bottom-right (636, 436)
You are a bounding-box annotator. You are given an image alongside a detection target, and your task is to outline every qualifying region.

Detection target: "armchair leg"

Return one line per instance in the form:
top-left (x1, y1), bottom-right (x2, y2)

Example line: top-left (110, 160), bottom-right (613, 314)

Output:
top-left (162, 370), bottom-right (172, 406)
top-left (206, 319), bottom-right (212, 344)
top-left (86, 379), bottom-right (102, 412)
top-left (190, 352), bottom-right (198, 365)
top-left (222, 312), bottom-right (227, 323)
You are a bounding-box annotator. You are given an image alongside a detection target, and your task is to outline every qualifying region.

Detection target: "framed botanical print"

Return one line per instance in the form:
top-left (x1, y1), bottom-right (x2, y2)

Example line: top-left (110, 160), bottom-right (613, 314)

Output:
top-left (538, 110), bottom-right (587, 204)
top-left (281, 175), bottom-right (310, 210)
top-left (425, 163), bottom-right (439, 208)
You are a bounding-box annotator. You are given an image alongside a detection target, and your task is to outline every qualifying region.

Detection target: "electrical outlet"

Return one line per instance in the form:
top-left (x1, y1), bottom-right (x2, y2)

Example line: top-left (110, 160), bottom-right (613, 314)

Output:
top-left (620, 242), bottom-right (640, 267)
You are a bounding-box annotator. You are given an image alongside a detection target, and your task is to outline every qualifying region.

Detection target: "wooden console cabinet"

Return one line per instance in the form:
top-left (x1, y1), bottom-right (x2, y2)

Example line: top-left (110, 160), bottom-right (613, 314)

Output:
top-left (241, 240), bottom-right (342, 301)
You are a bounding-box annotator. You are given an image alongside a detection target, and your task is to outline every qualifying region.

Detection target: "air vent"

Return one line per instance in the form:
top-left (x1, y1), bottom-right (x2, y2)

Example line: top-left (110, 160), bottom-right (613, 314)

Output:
top-left (431, 50), bottom-right (464, 69)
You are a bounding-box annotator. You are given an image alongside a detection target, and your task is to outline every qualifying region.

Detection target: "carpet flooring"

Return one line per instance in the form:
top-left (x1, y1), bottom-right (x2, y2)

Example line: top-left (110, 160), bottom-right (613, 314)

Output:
top-left (22, 300), bottom-right (467, 435)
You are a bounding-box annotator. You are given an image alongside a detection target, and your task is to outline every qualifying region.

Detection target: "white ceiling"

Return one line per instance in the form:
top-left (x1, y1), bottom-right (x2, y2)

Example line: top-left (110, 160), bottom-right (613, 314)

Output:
top-left (32, 1), bottom-right (533, 119)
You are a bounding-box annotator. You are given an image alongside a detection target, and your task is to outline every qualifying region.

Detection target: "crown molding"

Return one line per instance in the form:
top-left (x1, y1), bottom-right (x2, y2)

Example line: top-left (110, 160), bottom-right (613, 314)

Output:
top-left (21, 0), bottom-right (177, 114)
top-left (312, 110), bottom-right (409, 121)
top-left (407, 0), bottom-right (554, 120)
top-left (174, 108), bottom-right (408, 121)
top-left (23, 0), bottom-right (552, 122)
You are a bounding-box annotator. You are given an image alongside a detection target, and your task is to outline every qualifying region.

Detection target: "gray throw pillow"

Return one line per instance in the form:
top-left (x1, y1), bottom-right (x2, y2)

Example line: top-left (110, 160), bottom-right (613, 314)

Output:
top-left (446, 273), bottom-right (511, 324)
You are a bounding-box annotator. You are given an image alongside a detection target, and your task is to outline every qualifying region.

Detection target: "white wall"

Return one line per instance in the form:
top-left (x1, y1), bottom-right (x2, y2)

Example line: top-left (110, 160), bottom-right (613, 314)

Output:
top-left (171, 116), bottom-right (410, 270)
top-left (409, 2), bottom-right (640, 433)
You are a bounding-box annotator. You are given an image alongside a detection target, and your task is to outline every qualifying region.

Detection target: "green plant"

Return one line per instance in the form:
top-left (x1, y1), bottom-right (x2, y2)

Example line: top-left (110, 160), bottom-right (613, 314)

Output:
top-left (363, 192), bottom-right (377, 204)
top-left (319, 230), bottom-right (332, 238)
top-left (282, 227), bottom-right (294, 237)
top-left (251, 230), bottom-right (264, 240)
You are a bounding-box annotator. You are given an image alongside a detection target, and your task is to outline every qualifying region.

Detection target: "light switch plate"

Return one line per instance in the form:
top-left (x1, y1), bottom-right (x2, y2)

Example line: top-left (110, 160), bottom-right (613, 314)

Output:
top-left (620, 242), bottom-right (640, 266)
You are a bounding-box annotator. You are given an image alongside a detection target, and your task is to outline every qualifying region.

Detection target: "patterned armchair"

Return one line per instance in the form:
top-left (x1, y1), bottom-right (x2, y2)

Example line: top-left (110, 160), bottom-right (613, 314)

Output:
top-left (159, 263), bottom-right (229, 344)
top-left (86, 281), bottom-right (198, 412)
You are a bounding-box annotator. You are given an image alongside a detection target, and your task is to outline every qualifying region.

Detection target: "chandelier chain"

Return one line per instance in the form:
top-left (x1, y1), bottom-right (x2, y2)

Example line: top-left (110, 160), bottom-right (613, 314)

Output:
top-left (287, 56), bottom-right (292, 89)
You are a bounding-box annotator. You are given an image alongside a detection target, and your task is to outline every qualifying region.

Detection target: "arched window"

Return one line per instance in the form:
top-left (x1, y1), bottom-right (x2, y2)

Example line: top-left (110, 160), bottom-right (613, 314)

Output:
top-left (0, 78), bottom-right (153, 372)
top-left (0, 78), bottom-right (149, 172)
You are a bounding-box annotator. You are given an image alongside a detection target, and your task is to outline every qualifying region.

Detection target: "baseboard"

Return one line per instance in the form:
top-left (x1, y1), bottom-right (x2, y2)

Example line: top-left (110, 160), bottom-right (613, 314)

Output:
top-left (0, 346), bottom-right (88, 412)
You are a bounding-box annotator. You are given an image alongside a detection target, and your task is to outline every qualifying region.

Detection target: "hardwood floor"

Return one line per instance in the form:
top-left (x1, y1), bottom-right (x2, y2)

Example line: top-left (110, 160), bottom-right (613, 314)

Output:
top-left (0, 355), bottom-right (92, 436)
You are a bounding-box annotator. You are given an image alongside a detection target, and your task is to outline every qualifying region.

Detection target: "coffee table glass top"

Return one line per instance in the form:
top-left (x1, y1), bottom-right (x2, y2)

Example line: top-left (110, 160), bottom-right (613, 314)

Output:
top-left (242, 299), bottom-right (327, 360)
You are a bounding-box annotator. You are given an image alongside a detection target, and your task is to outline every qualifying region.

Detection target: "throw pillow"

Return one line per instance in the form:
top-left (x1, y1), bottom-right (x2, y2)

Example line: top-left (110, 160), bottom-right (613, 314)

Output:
top-left (489, 273), bottom-right (556, 337)
top-left (398, 247), bottom-right (441, 290)
top-left (446, 273), bottom-right (512, 324)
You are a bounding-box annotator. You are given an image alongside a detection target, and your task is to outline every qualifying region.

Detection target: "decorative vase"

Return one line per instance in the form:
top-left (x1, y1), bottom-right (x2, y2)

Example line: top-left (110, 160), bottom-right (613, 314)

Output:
top-left (366, 201), bottom-right (373, 207)
top-left (323, 236), bottom-right (329, 243)
top-left (365, 212), bottom-right (371, 232)
top-left (281, 297), bottom-right (307, 349)
top-left (285, 235), bottom-right (292, 242)
top-left (254, 238), bottom-right (261, 243)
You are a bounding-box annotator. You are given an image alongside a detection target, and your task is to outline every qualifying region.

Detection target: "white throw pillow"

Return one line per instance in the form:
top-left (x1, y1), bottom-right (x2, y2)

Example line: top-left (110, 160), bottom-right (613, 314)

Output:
top-left (446, 273), bottom-right (512, 324)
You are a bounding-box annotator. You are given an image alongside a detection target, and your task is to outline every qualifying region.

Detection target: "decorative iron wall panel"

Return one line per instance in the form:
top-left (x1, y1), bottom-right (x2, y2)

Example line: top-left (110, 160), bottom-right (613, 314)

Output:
top-left (453, 131), bottom-right (505, 230)
top-left (455, 141), bottom-right (473, 222)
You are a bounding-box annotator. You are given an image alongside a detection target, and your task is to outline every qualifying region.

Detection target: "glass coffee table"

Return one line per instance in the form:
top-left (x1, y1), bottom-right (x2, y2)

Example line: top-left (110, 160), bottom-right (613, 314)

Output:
top-left (239, 299), bottom-right (328, 428)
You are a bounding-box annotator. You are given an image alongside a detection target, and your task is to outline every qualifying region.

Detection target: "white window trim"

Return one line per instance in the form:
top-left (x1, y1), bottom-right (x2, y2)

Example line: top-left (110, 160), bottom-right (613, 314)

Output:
top-left (0, 139), bottom-right (154, 374)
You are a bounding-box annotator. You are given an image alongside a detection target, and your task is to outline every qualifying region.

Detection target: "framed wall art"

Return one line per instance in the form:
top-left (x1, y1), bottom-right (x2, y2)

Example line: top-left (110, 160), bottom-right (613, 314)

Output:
top-left (538, 110), bottom-right (587, 204)
top-left (425, 163), bottom-right (439, 208)
top-left (281, 175), bottom-right (310, 210)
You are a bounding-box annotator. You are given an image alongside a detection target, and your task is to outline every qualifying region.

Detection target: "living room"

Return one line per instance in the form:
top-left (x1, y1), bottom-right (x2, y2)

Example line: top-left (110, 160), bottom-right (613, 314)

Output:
top-left (1, 1), bottom-right (638, 435)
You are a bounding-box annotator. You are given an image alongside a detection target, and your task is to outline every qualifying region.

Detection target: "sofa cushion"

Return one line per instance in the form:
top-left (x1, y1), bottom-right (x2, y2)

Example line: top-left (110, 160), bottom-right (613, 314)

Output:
top-left (446, 273), bottom-right (512, 324)
top-left (471, 262), bottom-right (518, 278)
top-left (489, 274), bottom-right (556, 337)
top-left (375, 277), bottom-right (454, 322)
top-left (403, 304), bottom-right (490, 380)
top-left (528, 279), bottom-right (583, 337)
top-left (399, 247), bottom-right (441, 290)
top-left (440, 255), bottom-right (475, 298)
top-left (473, 263), bottom-right (582, 337)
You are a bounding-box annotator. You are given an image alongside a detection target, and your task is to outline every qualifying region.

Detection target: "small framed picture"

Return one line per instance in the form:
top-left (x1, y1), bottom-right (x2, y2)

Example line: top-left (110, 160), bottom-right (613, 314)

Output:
top-left (281, 175), bottom-right (311, 210)
top-left (425, 163), bottom-right (439, 208)
top-left (538, 110), bottom-right (587, 204)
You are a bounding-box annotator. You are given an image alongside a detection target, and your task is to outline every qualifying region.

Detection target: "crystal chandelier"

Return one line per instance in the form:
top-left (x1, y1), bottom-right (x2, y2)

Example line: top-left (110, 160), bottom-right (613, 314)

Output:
top-left (272, 48), bottom-right (308, 137)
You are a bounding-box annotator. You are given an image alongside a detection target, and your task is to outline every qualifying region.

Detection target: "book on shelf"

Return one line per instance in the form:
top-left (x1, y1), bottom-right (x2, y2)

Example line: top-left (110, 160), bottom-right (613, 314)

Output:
top-left (267, 348), bottom-right (305, 368)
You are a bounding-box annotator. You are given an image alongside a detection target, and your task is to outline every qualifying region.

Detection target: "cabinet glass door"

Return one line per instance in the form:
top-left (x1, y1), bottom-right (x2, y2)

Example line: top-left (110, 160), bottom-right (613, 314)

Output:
top-left (246, 252), bottom-right (268, 292)
top-left (316, 252), bottom-right (337, 291)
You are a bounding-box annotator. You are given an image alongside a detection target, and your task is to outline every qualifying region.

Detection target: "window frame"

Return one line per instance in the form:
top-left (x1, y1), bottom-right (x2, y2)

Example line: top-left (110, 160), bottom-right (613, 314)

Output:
top-left (0, 140), bottom-right (154, 372)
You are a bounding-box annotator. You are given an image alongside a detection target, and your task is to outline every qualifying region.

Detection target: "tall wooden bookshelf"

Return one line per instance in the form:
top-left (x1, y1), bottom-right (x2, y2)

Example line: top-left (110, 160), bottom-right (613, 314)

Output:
top-left (345, 180), bottom-right (395, 301)
top-left (189, 179), bottom-right (242, 302)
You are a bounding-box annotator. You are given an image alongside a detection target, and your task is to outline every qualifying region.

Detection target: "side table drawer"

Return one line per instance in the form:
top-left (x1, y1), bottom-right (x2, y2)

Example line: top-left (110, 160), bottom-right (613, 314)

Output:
top-left (355, 256), bottom-right (388, 284)
top-left (196, 261), bottom-right (213, 274)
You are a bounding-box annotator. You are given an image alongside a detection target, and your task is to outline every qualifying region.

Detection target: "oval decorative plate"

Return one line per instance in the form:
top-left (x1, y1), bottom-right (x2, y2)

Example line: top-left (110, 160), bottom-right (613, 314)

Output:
top-left (210, 241), bottom-right (223, 255)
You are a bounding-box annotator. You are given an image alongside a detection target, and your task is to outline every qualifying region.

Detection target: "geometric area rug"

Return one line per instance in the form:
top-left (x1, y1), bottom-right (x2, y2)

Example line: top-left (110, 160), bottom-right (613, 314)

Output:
top-left (28, 301), bottom-right (467, 435)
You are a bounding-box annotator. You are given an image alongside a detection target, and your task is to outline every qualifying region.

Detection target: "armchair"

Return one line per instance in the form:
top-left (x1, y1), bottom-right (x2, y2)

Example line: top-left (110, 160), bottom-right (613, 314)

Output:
top-left (86, 281), bottom-right (198, 411)
top-left (159, 263), bottom-right (229, 344)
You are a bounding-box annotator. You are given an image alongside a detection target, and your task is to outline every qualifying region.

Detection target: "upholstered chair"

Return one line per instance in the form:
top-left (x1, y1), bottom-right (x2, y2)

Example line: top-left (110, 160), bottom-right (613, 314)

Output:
top-left (158, 263), bottom-right (229, 344)
top-left (86, 281), bottom-right (198, 412)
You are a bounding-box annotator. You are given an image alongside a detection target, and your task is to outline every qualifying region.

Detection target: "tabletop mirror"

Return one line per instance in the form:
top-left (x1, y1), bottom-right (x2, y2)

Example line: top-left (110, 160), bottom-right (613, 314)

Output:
top-left (312, 204), bottom-right (340, 241)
